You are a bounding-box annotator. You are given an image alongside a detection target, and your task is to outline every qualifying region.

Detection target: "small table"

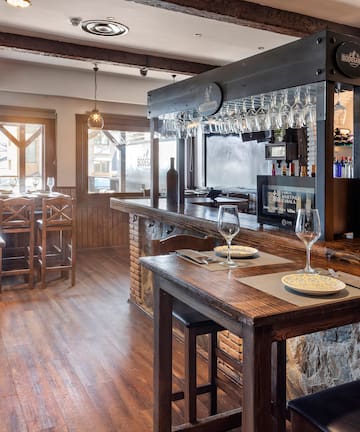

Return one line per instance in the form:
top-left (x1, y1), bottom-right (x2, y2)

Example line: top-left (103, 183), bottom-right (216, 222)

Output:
top-left (140, 253), bottom-right (360, 432)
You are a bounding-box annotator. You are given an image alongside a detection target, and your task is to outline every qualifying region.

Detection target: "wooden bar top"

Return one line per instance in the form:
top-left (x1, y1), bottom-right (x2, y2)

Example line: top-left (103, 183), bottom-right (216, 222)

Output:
top-left (110, 197), bottom-right (360, 261)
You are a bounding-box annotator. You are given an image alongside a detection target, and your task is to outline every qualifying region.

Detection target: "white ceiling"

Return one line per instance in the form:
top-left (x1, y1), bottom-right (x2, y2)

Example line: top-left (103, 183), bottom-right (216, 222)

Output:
top-left (0, 0), bottom-right (359, 81)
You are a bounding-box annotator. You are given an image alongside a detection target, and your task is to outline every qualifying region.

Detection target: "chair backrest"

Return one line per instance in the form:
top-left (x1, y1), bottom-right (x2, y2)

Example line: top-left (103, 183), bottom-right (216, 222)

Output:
top-left (41, 196), bottom-right (76, 227)
top-left (0, 197), bottom-right (35, 231)
top-left (152, 234), bottom-right (216, 255)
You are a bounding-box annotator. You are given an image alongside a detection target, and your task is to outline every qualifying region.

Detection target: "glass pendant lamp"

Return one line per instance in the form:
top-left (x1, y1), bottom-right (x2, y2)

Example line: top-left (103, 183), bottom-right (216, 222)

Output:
top-left (88, 64), bottom-right (104, 130)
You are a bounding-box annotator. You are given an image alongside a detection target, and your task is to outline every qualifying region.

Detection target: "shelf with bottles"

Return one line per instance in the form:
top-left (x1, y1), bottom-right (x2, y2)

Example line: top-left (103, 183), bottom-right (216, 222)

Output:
top-left (271, 160), bottom-right (316, 178)
top-left (333, 156), bottom-right (354, 178)
top-left (333, 128), bottom-right (353, 147)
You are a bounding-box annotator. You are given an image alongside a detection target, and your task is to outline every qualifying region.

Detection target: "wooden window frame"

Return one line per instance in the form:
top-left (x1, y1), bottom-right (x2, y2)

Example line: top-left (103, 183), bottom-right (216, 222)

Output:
top-left (0, 114), bottom-right (56, 183)
top-left (76, 113), bottom-right (150, 205)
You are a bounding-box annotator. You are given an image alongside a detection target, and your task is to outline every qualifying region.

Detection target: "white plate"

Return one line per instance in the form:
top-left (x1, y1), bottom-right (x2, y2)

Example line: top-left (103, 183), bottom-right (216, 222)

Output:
top-left (281, 273), bottom-right (346, 296)
top-left (214, 245), bottom-right (258, 258)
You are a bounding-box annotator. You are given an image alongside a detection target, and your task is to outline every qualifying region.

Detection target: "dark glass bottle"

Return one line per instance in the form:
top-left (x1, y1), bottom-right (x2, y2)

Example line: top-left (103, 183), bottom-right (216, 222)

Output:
top-left (166, 157), bottom-right (178, 209)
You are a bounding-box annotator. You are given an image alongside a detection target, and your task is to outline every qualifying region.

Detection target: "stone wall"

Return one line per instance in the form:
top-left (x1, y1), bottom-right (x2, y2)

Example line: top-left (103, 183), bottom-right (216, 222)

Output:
top-left (287, 324), bottom-right (360, 399)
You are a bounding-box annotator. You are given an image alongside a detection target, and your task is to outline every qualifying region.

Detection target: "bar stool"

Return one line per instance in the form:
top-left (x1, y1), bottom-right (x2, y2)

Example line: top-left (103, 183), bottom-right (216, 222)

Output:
top-left (152, 234), bottom-right (224, 424)
top-left (36, 196), bottom-right (76, 289)
top-left (0, 197), bottom-right (35, 291)
top-left (288, 380), bottom-right (360, 432)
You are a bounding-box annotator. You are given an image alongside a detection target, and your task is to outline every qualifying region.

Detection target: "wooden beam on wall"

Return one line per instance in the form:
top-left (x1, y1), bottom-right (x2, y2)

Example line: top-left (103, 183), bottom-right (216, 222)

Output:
top-left (0, 31), bottom-right (215, 75)
top-left (129, 0), bottom-right (360, 38)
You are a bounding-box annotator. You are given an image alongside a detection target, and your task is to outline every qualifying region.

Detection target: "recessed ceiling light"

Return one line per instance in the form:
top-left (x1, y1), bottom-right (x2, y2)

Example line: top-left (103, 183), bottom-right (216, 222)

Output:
top-left (81, 19), bottom-right (129, 37)
top-left (194, 33), bottom-right (202, 38)
top-left (5, 0), bottom-right (31, 7)
top-left (258, 46), bottom-right (265, 50)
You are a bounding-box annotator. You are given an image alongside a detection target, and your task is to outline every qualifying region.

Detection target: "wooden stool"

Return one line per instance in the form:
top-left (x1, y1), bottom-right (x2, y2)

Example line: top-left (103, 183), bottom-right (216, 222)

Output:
top-left (0, 197), bottom-right (35, 291)
top-left (152, 234), bottom-right (224, 424)
top-left (288, 380), bottom-right (360, 432)
top-left (36, 196), bottom-right (76, 288)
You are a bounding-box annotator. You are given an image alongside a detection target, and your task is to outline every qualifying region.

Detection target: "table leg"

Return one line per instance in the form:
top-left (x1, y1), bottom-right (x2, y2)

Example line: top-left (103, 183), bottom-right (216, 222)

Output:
top-left (272, 341), bottom-right (287, 432)
top-left (153, 276), bottom-right (173, 432)
top-left (242, 325), bottom-right (273, 432)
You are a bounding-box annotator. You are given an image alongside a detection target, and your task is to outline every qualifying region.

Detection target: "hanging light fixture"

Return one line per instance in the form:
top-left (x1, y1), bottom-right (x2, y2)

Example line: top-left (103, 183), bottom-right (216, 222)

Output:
top-left (5, 0), bottom-right (31, 7)
top-left (87, 63), bottom-right (104, 130)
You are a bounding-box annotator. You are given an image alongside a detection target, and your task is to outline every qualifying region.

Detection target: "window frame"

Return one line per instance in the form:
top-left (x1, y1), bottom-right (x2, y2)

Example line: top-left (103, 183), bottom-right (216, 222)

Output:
top-left (76, 113), bottom-right (150, 204)
top-left (0, 113), bottom-right (56, 187)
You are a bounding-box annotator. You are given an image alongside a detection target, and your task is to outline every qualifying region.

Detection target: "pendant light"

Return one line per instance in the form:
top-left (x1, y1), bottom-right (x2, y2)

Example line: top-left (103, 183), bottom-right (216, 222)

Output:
top-left (5, 0), bottom-right (31, 7)
top-left (88, 63), bottom-right (104, 130)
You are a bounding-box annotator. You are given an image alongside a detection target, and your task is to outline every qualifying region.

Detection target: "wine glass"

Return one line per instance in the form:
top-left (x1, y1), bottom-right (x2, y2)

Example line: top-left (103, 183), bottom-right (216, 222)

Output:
top-left (32, 176), bottom-right (40, 191)
top-left (46, 176), bottom-right (55, 194)
top-left (217, 205), bottom-right (241, 268)
top-left (9, 177), bottom-right (17, 192)
top-left (295, 209), bottom-right (321, 273)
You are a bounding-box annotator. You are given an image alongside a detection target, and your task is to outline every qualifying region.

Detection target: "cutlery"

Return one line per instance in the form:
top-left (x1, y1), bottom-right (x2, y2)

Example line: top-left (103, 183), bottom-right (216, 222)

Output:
top-left (327, 268), bottom-right (360, 289)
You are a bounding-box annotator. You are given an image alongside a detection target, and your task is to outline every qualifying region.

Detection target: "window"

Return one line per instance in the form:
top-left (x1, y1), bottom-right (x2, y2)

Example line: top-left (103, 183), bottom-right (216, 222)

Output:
top-left (0, 112), bottom-right (56, 192)
top-left (76, 113), bottom-right (178, 201)
top-left (76, 114), bottom-right (150, 200)
top-left (87, 129), bottom-right (151, 193)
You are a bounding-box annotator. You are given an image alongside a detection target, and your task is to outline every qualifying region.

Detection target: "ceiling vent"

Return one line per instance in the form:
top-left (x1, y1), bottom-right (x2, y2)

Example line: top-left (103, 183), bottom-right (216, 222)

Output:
top-left (81, 19), bottom-right (129, 37)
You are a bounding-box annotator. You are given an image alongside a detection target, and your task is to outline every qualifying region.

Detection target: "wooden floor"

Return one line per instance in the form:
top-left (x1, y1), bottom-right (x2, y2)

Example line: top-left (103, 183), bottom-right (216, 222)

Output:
top-left (0, 247), bottom-right (242, 432)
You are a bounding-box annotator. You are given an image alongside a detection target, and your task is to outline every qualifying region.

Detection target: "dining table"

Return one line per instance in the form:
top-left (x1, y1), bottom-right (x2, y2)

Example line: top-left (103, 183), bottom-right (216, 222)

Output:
top-left (140, 247), bottom-right (360, 432)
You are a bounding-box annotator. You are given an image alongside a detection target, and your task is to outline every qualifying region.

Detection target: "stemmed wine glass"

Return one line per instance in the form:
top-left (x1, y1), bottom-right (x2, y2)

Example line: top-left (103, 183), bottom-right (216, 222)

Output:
top-left (9, 177), bottom-right (17, 193)
top-left (32, 176), bottom-right (40, 191)
top-left (217, 205), bottom-right (241, 268)
top-left (295, 209), bottom-right (321, 273)
top-left (46, 176), bottom-right (55, 194)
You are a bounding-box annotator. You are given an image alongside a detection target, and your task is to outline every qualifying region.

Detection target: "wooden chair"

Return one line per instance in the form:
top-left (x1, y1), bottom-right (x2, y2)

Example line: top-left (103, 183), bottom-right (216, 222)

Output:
top-left (0, 197), bottom-right (35, 291)
top-left (152, 234), bottom-right (224, 424)
top-left (36, 196), bottom-right (76, 289)
top-left (288, 380), bottom-right (360, 432)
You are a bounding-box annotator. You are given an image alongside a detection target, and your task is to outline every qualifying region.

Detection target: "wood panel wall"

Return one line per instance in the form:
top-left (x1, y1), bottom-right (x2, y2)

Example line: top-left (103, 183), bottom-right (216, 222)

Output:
top-left (57, 187), bottom-right (129, 249)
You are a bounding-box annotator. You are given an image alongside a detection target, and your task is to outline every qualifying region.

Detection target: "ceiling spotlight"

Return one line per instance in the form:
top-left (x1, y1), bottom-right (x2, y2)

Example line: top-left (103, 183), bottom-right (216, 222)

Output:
top-left (257, 46), bottom-right (265, 51)
top-left (140, 67), bottom-right (148, 77)
top-left (5, 0), bottom-right (31, 7)
top-left (81, 19), bottom-right (129, 37)
top-left (70, 17), bottom-right (82, 27)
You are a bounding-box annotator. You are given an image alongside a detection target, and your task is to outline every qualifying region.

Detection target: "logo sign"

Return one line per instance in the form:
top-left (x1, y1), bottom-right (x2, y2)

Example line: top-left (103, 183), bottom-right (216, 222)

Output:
top-left (336, 42), bottom-right (360, 78)
top-left (197, 83), bottom-right (223, 116)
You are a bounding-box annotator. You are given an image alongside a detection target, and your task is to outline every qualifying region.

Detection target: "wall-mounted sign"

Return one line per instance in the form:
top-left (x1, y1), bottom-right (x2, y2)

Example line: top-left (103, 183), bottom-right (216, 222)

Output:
top-left (197, 83), bottom-right (223, 116)
top-left (335, 42), bottom-right (360, 78)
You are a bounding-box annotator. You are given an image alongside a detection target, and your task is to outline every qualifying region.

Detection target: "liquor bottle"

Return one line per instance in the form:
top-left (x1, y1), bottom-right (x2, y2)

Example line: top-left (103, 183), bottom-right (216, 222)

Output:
top-left (343, 157), bottom-right (349, 178)
top-left (335, 158), bottom-right (342, 178)
top-left (290, 162), bottom-right (295, 176)
top-left (272, 163), bottom-right (276, 176)
top-left (348, 157), bottom-right (354, 178)
top-left (311, 164), bottom-right (316, 177)
top-left (166, 157), bottom-right (178, 210)
top-left (341, 156), bottom-right (346, 178)
top-left (281, 164), bottom-right (287, 176)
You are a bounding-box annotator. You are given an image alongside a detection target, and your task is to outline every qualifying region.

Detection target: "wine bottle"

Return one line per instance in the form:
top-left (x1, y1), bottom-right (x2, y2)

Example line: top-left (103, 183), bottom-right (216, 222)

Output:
top-left (166, 157), bottom-right (178, 210)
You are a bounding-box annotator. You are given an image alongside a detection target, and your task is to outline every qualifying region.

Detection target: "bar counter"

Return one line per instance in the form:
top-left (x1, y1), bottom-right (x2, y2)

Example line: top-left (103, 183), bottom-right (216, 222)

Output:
top-left (110, 197), bottom-right (360, 259)
top-left (111, 196), bottom-right (360, 400)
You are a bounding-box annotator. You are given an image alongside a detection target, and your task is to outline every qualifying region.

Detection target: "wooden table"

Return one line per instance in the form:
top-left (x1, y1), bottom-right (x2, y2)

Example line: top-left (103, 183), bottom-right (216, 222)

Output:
top-left (140, 252), bottom-right (360, 432)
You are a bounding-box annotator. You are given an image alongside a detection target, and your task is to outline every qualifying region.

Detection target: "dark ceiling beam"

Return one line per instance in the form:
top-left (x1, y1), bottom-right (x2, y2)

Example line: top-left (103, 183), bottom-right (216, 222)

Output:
top-left (129, 0), bottom-right (360, 38)
top-left (0, 31), bottom-right (216, 75)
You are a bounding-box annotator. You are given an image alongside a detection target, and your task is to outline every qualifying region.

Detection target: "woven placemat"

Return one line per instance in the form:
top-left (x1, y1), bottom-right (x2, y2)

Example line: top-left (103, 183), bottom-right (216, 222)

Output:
top-left (237, 271), bottom-right (360, 306)
top-left (176, 250), bottom-right (293, 272)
